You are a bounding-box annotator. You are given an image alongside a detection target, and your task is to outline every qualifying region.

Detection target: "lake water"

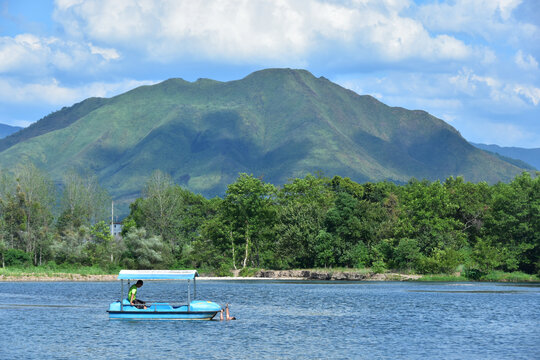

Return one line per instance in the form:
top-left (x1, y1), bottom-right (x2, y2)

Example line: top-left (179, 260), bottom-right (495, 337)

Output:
top-left (0, 280), bottom-right (538, 359)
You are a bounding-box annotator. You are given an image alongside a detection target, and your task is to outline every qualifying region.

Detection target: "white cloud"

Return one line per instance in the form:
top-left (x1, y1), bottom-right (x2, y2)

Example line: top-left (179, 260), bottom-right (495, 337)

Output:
top-left (0, 77), bottom-right (155, 105)
top-left (52, 0), bottom-right (472, 64)
top-left (515, 50), bottom-right (539, 70)
top-left (336, 67), bottom-right (539, 138)
top-left (464, 121), bottom-right (533, 147)
top-left (417, 0), bottom-right (525, 39)
top-left (89, 43), bottom-right (121, 61)
top-left (448, 68), bottom-right (540, 108)
top-left (449, 69), bottom-right (499, 96)
top-left (0, 33), bottom-right (120, 75)
top-left (514, 84), bottom-right (540, 105)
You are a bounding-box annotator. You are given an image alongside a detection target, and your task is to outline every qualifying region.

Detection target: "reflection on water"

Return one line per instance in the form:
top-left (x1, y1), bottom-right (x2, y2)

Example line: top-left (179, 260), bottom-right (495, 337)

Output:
top-left (407, 290), bottom-right (525, 294)
top-left (0, 303), bottom-right (88, 308)
top-left (0, 280), bottom-right (539, 360)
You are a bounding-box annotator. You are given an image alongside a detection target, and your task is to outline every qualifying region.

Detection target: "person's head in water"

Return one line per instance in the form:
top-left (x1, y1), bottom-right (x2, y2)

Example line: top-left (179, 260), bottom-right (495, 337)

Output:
top-left (136, 280), bottom-right (143, 288)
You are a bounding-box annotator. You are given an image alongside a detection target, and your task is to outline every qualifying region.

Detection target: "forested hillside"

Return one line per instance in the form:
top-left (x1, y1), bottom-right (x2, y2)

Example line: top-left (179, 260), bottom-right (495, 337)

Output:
top-left (1, 164), bottom-right (538, 279)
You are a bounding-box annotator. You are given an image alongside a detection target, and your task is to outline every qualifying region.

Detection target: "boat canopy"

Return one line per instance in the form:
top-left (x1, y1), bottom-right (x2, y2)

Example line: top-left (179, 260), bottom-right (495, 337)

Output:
top-left (118, 270), bottom-right (198, 280)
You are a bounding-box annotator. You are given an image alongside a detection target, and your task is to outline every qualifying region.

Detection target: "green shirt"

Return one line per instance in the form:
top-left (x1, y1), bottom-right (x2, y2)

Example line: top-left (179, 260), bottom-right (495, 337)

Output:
top-left (128, 284), bottom-right (137, 302)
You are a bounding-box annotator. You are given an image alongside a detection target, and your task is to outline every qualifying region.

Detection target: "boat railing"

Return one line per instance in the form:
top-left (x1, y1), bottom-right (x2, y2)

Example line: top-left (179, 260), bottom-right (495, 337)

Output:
top-left (118, 300), bottom-right (193, 307)
top-left (120, 299), bottom-right (195, 304)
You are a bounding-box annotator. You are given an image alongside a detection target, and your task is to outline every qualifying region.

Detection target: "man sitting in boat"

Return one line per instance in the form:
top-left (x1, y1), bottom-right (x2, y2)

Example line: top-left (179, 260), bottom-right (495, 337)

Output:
top-left (128, 280), bottom-right (147, 309)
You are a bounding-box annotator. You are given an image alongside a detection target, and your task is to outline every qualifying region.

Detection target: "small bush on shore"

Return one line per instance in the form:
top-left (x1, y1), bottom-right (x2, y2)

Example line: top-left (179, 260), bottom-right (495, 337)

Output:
top-left (4, 249), bottom-right (32, 267)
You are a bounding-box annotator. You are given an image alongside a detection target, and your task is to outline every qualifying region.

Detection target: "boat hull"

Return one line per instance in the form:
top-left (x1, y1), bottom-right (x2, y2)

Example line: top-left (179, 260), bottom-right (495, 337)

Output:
top-left (108, 300), bottom-right (221, 320)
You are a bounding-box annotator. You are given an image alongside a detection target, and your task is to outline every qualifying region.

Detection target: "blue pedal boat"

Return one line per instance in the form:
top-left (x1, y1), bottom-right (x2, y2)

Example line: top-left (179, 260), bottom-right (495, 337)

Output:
top-left (107, 270), bottom-right (221, 320)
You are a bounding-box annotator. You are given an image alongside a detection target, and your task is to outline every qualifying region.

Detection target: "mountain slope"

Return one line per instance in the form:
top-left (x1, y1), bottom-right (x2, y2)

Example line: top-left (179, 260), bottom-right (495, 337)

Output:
top-left (0, 123), bottom-right (23, 139)
top-left (471, 143), bottom-right (539, 170)
top-left (0, 69), bottom-right (527, 204)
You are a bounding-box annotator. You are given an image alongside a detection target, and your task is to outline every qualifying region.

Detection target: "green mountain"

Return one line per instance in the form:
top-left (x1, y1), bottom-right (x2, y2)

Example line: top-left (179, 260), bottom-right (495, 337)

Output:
top-left (471, 143), bottom-right (539, 170)
top-left (0, 123), bottom-right (23, 139)
top-left (0, 68), bottom-right (527, 206)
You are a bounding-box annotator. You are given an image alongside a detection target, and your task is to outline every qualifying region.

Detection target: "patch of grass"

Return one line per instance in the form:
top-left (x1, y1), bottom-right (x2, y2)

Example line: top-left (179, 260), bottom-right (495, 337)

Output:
top-left (0, 264), bottom-right (117, 277)
top-left (238, 267), bottom-right (260, 277)
top-left (480, 271), bottom-right (539, 282)
top-left (417, 271), bottom-right (540, 282)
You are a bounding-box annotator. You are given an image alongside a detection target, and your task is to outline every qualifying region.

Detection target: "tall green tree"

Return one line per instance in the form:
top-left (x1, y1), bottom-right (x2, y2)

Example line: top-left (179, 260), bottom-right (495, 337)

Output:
top-left (14, 163), bottom-right (55, 265)
top-left (222, 174), bottom-right (276, 268)
top-left (484, 172), bottom-right (540, 273)
top-left (57, 170), bottom-right (110, 232)
top-left (275, 174), bottom-right (334, 268)
top-left (123, 227), bottom-right (170, 269)
top-left (136, 171), bottom-right (182, 246)
top-left (126, 171), bottom-right (214, 264)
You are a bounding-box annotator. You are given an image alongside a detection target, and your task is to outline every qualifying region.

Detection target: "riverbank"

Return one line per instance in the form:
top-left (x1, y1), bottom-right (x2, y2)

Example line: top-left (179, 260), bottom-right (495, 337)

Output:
top-left (1, 265), bottom-right (538, 282)
top-left (2, 269), bottom-right (537, 282)
top-left (0, 271), bottom-right (420, 282)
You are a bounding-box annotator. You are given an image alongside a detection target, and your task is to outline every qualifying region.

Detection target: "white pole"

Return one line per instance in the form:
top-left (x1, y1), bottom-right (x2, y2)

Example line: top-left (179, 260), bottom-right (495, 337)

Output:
top-left (111, 201), bottom-right (114, 237)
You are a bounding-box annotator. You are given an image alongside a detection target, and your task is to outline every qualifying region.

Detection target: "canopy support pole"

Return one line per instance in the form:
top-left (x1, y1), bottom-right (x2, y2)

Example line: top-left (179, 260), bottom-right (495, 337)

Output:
top-left (187, 279), bottom-right (191, 312)
top-left (120, 280), bottom-right (124, 312)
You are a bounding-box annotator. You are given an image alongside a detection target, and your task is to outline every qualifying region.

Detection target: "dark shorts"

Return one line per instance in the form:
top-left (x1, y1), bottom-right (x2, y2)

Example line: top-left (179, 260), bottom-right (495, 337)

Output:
top-left (132, 299), bottom-right (146, 309)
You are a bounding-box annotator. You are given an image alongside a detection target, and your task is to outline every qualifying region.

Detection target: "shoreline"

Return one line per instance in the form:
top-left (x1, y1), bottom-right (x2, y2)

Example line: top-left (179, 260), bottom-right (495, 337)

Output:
top-left (0, 270), bottom-right (537, 283)
top-left (0, 271), bottom-right (421, 282)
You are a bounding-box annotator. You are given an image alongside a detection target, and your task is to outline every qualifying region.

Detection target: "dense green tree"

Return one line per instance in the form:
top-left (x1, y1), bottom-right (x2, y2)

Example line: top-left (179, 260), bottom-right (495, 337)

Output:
top-left (275, 175), bottom-right (334, 268)
top-left (484, 172), bottom-right (540, 273)
top-left (57, 170), bottom-right (110, 232)
top-left (444, 176), bottom-right (491, 243)
top-left (52, 226), bottom-right (89, 265)
top-left (222, 174), bottom-right (276, 268)
top-left (126, 171), bottom-right (214, 264)
top-left (191, 208), bottom-right (234, 270)
top-left (137, 170), bottom-right (183, 247)
top-left (122, 227), bottom-right (170, 269)
top-left (0, 165), bottom-right (536, 277)
top-left (397, 179), bottom-right (466, 261)
top-left (14, 163), bottom-right (55, 265)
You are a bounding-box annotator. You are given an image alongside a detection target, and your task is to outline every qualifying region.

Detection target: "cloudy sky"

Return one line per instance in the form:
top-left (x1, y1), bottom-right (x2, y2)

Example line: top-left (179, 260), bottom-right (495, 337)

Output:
top-left (1, 0), bottom-right (539, 148)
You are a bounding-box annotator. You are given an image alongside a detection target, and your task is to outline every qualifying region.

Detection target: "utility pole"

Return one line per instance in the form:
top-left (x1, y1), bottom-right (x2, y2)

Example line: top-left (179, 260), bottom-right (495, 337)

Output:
top-left (111, 201), bottom-right (114, 237)
top-left (110, 201), bottom-right (115, 263)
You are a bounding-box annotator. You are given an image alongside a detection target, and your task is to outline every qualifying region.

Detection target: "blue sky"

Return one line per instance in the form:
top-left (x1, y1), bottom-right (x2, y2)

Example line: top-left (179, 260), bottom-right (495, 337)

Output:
top-left (1, 0), bottom-right (539, 148)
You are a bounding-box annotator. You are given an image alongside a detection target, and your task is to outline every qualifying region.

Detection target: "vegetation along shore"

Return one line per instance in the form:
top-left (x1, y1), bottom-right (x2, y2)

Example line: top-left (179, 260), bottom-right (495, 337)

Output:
top-left (1, 268), bottom-right (538, 282)
top-left (0, 163), bottom-right (538, 282)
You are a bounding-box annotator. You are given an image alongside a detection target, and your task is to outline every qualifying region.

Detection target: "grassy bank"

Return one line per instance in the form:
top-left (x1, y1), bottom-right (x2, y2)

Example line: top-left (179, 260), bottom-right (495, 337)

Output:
top-left (1, 265), bottom-right (538, 282)
top-left (0, 265), bottom-right (117, 277)
top-left (417, 271), bottom-right (539, 282)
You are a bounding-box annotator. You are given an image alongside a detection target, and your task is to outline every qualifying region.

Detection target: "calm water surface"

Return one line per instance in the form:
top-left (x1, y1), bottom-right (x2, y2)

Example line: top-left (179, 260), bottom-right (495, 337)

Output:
top-left (0, 280), bottom-right (538, 359)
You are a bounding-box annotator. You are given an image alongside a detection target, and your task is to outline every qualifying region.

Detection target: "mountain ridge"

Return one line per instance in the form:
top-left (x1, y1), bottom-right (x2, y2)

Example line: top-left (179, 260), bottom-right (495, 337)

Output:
top-left (0, 123), bottom-right (23, 139)
top-left (0, 68), bottom-right (527, 206)
top-left (471, 143), bottom-right (539, 170)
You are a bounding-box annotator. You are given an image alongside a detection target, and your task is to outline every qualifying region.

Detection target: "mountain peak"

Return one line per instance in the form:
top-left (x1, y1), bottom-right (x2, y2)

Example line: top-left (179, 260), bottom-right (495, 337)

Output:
top-left (0, 68), bottom-right (526, 204)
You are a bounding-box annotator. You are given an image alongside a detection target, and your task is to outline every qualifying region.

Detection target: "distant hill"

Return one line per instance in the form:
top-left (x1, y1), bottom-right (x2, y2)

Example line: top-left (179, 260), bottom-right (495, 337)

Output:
top-left (471, 143), bottom-right (539, 170)
top-left (0, 123), bottom-right (23, 139)
top-left (0, 69), bottom-right (527, 209)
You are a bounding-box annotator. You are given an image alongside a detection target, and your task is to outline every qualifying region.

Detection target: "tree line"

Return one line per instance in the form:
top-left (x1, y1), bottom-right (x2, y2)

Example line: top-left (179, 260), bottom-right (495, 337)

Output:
top-left (1, 164), bottom-right (538, 277)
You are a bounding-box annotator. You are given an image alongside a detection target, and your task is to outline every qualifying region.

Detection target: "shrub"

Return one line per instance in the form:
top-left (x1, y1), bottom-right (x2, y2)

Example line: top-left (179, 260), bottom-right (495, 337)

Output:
top-left (417, 248), bottom-right (463, 274)
top-left (215, 263), bottom-right (234, 277)
top-left (4, 249), bottom-right (32, 267)
top-left (393, 238), bottom-right (421, 270)
top-left (464, 267), bottom-right (486, 280)
top-left (239, 267), bottom-right (259, 277)
top-left (371, 260), bottom-right (386, 274)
